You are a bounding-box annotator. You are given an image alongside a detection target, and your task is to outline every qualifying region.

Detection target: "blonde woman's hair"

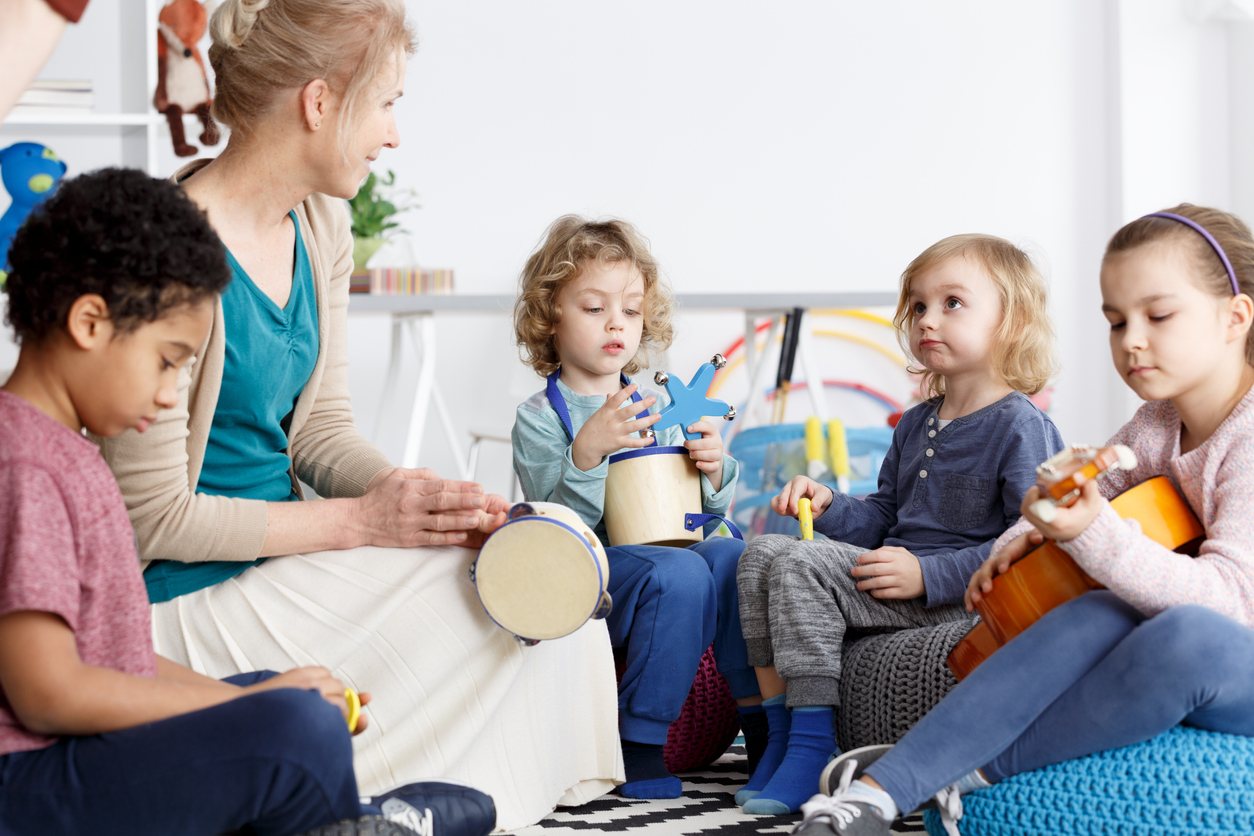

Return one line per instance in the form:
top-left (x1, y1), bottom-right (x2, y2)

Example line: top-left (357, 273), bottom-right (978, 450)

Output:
top-left (893, 234), bottom-right (1058, 400)
top-left (515, 216), bottom-right (675, 378)
top-left (208, 0), bottom-right (416, 152)
top-left (1105, 203), bottom-right (1254, 365)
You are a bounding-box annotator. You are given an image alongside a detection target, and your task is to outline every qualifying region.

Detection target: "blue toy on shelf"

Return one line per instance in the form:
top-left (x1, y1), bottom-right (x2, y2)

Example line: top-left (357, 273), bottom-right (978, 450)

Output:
top-left (0, 142), bottom-right (67, 282)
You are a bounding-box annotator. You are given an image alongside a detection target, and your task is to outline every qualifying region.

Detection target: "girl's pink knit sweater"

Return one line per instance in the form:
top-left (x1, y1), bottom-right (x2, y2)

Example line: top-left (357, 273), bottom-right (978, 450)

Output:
top-left (992, 389), bottom-right (1254, 628)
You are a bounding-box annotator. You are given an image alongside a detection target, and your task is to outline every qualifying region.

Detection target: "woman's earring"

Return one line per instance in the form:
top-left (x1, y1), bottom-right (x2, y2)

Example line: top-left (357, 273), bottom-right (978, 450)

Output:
top-left (314, 121), bottom-right (321, 129)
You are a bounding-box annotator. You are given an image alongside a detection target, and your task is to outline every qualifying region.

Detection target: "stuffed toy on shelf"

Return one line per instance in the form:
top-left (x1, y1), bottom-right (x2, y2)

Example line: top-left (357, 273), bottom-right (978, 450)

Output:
top-left (0, 143), bottom-right (66, 284)
top-left (154, 0), bottom-right (220, 158)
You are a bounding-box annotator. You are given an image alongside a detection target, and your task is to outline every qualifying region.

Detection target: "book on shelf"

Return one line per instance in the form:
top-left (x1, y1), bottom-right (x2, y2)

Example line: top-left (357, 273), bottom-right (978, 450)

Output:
top-left (349, 267), bottom-right (455, 295)
top-left (17, 80), bottom-right (93, 111)
top-left (25, 80), bottom-right (92, 91)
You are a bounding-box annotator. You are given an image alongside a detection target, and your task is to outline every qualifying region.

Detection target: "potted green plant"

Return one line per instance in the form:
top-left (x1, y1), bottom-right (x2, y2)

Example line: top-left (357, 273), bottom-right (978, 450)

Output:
top-left (348, 169), bottom-right (416, 272)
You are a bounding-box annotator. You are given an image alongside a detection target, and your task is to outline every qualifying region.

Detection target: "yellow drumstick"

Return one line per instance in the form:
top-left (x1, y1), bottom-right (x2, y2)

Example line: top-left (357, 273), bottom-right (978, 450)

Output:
top-left (798, 498), bottom-right (814, 541)
top-left (345, 687), bottom-right (361, 733)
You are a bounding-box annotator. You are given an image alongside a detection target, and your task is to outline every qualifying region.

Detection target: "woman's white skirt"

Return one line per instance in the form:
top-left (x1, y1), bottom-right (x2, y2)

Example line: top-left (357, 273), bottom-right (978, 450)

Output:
top-left (150, 545), bottom-right (623, 831)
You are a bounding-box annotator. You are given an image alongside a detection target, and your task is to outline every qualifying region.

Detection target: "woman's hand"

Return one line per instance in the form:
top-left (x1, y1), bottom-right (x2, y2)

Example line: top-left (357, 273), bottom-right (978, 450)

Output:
top-left (242, 666), bottom-right (372, 734)
top-left (1021, 478), bottom-right (1103, 542)
top-left (851, 546), bottom-right (925, 599)
top-left (571, 385), bottom-right (661, 471)
top-left (684, 419), bottom-right (725, 491)
top-left (770, 475), bottom-right (835, 519)
top-left (354, 467), bottom-right (495, 548)
top-left (965, 529), bottom-right (1045, 611)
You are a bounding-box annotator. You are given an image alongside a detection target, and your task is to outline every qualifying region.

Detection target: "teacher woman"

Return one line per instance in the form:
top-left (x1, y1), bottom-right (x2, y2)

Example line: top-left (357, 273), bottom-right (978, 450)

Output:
top-left (96, 0), bottom-right (621, 828)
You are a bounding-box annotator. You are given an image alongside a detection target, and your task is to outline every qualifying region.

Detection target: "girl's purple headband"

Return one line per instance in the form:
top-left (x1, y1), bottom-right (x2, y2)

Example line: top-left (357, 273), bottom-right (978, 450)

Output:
top-left (1143, 212), bottom-right (1241, 295)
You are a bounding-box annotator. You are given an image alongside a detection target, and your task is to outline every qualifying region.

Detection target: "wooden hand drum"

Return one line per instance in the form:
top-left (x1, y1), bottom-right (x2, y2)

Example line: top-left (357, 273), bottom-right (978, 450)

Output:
top-left (604, 447), bottom-right (704, 547)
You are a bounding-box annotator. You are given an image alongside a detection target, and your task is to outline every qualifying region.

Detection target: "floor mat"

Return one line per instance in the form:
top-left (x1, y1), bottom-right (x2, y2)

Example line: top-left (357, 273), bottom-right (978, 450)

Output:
top-left (511, 745), bottom-right (925, 835)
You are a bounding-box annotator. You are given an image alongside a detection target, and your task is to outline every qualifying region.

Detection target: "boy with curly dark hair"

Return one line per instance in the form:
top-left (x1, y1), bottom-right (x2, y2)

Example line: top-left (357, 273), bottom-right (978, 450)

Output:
top-left (0, 168), bottom-right (491, 836)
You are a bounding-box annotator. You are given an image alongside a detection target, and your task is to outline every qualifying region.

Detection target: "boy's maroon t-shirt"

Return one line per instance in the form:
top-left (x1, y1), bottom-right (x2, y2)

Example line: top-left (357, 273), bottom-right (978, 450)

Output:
top-left (0, 390), bottom-right (157, 756)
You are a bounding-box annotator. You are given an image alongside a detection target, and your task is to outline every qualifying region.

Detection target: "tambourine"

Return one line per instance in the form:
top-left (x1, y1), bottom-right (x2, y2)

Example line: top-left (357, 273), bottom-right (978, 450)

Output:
top-left (470, 501), bottom-right (612, 645)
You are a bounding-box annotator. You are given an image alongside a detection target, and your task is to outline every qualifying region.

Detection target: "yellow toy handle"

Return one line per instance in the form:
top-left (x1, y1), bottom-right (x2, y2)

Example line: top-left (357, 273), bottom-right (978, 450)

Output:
top-left (827, 418), bottom-right (851, 495)
top-left (805, 416), bottom-right (827, 480)
top-left (798, 498), bottom-right (814, 541)
top-left (345, 687), bottom-right (361, 733)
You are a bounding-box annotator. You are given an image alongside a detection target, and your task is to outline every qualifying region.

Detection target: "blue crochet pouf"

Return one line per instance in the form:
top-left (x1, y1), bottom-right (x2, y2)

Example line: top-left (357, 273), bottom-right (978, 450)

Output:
top-left (922, 727), bottom-right (1254, 836)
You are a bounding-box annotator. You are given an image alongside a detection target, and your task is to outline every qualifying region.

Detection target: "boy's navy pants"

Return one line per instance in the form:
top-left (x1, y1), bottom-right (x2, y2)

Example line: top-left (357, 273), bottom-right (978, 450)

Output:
top-left (606, 536), bottom-right (758, 744)
top-left (0, 672), bottom-right (361, 836)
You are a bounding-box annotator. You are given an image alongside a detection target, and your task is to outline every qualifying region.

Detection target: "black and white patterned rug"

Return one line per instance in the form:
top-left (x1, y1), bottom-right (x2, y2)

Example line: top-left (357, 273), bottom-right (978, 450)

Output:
top-left (512, 744), bottom-right (926, 836)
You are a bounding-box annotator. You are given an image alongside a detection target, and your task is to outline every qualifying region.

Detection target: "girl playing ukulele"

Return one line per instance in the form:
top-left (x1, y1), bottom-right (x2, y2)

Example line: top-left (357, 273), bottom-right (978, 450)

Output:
top-left (795, 205), bottom-right (1254, 836)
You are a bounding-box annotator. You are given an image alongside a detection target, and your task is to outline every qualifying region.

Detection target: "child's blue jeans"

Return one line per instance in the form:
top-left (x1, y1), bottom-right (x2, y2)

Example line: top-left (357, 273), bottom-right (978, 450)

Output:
top-left (866, 591), bottom-right (1254, 814)
top-left (607, 536), bottom-right (757, 744)
top-left (0, 671), bottom-right (361, 836)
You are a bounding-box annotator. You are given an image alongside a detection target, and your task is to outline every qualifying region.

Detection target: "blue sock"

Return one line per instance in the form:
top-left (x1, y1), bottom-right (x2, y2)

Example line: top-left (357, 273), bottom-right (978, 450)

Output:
top-left (742, 706), bottom-right (836, 815)
top-left (619, 739), bottom-right (682, 799)
top-left (735, 694), bottom-right (790, 806)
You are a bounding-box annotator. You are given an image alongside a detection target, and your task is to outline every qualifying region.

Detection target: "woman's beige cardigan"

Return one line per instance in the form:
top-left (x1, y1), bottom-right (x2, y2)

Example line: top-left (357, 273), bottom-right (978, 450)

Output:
top-left (96, 161), bottom-right (393, 567)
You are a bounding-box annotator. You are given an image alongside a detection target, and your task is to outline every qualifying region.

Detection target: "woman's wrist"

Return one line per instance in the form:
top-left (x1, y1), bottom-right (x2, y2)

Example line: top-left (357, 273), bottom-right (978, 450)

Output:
top-left (331, 497), bottom-right (368, 550)
top-left (260, 496), bottom-right (365, 557)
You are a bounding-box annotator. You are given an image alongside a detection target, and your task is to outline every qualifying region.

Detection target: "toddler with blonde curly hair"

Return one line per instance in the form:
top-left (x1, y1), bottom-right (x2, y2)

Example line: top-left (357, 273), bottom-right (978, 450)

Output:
top-left (512, 215), bottom-right (763, 799)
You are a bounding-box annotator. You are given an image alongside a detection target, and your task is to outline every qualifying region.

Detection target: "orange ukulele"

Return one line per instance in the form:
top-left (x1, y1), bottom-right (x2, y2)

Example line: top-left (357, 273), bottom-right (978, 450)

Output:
top-left (947, 445), bottom-right (1204, 681)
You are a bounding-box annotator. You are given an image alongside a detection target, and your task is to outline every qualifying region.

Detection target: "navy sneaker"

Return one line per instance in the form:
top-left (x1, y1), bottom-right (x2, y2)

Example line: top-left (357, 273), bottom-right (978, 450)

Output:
top-left (362, 781), bottom-right (496, 836)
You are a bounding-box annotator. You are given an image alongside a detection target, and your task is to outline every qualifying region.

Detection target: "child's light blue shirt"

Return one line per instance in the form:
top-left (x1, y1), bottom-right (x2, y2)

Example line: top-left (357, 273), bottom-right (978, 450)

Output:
top-left (512, 376), bottom-right (739, 543)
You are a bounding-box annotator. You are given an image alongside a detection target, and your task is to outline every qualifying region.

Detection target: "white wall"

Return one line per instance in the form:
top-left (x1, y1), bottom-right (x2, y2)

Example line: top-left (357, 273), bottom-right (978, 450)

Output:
top-left (3, 1), bottom-right (1251, 498)
top-left (363, 0), bottom-right (1119, 494)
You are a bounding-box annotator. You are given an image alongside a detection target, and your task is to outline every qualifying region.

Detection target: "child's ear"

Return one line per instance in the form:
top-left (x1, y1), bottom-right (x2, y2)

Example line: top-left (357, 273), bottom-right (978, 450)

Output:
top-left (1227, 293), bottom-right (1254, 345)
top-left (65, 294), bottom-right (112, 350)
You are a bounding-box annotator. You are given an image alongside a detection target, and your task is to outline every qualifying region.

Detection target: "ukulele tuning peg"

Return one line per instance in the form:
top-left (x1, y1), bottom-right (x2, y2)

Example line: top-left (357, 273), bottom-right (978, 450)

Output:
top-left (1113, 445), bottom-right (1138, 471)
top-left (1028, 498), bottom-right (1057, 524)
top-left (711, 353), bottom-right (727, 370)
top-left (724, 405), bottom-right (737, 421)
top-left (653, 371), bottom-right (669, 386)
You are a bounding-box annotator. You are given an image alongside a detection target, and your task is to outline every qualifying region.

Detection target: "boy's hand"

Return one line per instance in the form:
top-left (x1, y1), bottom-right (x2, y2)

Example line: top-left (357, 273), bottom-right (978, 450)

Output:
top-left (571, 384), bottom-right (660, 471)
top-left (770, 475), bottom-right (835, 519)
top-left (243, 666), bottom-right (371, 733)
top-left (684, 419), bottom-right (725, 492)
top-left (851, 546), bottom-right (924, 599)
top-left (965, 529), bottom-right (1045, 611)
top-left (1020, 478), bottom-right (1103, 542)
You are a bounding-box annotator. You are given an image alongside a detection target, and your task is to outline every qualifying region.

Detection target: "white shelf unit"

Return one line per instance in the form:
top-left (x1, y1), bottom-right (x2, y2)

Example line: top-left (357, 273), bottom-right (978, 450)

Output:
top-left (4, 113), bottom-right (161, 126)
top-left (1, 0), bottom-right (167, 177)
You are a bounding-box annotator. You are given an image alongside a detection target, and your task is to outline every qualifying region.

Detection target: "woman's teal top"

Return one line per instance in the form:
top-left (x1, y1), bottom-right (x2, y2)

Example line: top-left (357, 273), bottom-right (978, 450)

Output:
top-left (144, 213), bottom-right (319, 604)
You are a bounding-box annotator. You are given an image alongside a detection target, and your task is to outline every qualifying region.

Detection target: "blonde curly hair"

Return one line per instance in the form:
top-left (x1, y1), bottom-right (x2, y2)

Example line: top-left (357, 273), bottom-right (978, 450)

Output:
top-left (893, 233), bottom-right (1058, 400)
top-left (515, 215), bottom-right (675, 378)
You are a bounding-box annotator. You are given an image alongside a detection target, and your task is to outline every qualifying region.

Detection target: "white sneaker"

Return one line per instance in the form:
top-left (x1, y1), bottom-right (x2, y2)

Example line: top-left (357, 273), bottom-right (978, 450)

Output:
top-left (380, 798), bottom-right (435, 836)
top-left (815, 743), bottom-right (964, 836)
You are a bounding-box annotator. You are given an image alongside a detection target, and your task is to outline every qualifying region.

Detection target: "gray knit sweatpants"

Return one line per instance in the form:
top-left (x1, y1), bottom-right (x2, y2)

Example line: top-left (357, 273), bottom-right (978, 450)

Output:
top-left (737, 534), bottom-right (974, 708)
